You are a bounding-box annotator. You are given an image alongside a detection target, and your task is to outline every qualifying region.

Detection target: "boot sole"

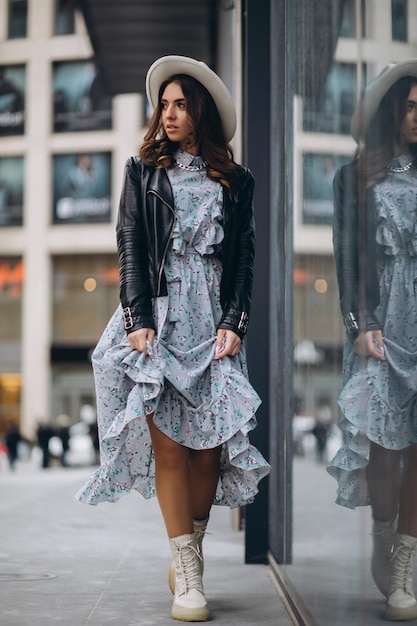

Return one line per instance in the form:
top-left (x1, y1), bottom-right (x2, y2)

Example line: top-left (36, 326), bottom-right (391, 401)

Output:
top-left (171, 605), bottom-right (211, 622)
top-left (384, 603), bottom-right (417, 621)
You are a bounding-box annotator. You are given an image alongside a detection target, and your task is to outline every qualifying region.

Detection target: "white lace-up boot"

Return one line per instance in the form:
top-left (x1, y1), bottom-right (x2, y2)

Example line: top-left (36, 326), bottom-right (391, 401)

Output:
top-left (371, 517), bottom-right (397, 597)
top-left (169, 518), bottom-right (209, 595)
top-left (169, 533), bottom-right (210, 622)
top-left (385, 533), bottom-right (417, 621)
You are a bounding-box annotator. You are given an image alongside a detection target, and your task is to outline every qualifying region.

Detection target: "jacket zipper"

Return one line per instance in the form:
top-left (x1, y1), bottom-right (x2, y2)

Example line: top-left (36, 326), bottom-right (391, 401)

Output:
top-left (147, 189), bottom-right (175, 295)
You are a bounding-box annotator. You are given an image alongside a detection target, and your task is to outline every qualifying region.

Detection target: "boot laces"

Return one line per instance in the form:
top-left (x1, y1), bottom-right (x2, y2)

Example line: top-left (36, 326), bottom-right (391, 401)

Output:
top-left (194, 526), bottom-right (210, 557)
top-left (391, 542), bottom-right (416, 595)
top-left (177, 542), bottom-right (203, 595)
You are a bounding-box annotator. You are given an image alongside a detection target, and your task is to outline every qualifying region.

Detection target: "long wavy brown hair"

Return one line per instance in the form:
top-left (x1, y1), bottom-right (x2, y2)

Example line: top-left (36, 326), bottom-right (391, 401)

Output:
top-left (356, 76), bottom-right (417, 187)
top-left (140, 74), bottom-right (238, 196)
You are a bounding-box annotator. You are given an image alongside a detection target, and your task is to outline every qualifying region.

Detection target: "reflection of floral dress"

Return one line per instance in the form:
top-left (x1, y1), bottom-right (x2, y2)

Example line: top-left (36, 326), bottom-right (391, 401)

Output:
top-left (328, 154), bottom-right (417, 509)
top-left (76, 150), bottom-right (270, 508)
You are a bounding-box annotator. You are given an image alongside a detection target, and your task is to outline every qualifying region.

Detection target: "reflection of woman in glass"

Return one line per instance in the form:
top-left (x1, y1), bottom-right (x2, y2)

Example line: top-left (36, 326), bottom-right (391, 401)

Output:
top-left (328, 60), bottom-right (417, 621)
top-left (76, 55), bottom-right (270, 621)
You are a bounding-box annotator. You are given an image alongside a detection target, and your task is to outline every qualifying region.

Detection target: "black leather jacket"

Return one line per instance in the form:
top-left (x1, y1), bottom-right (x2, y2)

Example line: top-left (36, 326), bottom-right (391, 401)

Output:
top-left (333, 161), bottom-right (382, 339)
top-left (116, 156), bottom-right (256, 339)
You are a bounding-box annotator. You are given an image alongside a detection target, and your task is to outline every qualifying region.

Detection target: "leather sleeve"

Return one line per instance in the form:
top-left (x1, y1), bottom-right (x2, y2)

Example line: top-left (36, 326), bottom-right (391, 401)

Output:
top-left (116, 158), bottom-right (155, 334)
top-left (333, 165), bottom-right (381, 338)
top-left (218, 168), bottom-right (255, 339)
top-left (333, 165), bottom-right (359, 319)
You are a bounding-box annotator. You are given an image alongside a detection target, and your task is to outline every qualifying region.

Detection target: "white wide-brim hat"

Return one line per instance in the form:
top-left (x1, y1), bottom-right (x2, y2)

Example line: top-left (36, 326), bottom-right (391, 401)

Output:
top-left (351, 58), bottom-right (417, 141)
top-left (146, 55), bottom-right (237, 142)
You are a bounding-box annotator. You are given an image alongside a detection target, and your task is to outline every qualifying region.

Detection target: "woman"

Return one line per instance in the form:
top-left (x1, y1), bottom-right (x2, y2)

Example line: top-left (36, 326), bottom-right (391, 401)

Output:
top-left (328, 59), bottom-right (417, 621)
top-left (76, 55), bottom-right (270, 622)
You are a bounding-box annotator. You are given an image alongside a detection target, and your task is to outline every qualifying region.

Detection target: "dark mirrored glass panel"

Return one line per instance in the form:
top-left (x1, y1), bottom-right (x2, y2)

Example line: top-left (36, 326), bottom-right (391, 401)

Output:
top-left (287, 0), bottom-right (417, 624)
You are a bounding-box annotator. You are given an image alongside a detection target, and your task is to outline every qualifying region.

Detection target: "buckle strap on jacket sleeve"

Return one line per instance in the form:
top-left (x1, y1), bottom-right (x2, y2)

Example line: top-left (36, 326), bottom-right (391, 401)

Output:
top-left (237, 311), bottom-right (249, 334)
top-left (122, 307), bottom-right (134, 330)
top-left (344, 312), bottom-right (359, 335)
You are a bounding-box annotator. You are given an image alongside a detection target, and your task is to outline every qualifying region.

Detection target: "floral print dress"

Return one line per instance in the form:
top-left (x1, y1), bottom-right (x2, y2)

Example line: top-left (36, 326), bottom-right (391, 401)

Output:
top-left (328, 153), bottom-right (417, 508)
top-left (76, 150), bottom-right (270, 508)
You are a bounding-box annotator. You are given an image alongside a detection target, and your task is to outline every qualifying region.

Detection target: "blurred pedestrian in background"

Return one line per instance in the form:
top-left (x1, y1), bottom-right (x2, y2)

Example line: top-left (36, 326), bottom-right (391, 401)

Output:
top-left (56, 414), bottom-right (71, 467)
top-left (5, 423), bottom-right (22, 470)
top-left (37, 419), bottom-right (54, 469)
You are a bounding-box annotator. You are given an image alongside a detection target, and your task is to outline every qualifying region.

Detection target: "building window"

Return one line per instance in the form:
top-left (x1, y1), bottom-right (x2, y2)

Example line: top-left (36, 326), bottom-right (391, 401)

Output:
top-left (52, 254), bottom-right (119, 344)
top-left (0, 65), bottom-right (26, 137)
top-left (8, 0), bottom-right (27, 39)
top-left (54, 0), bottom-right (75, 35)
top-left (340, 0), bottom-right (366, 38)
top-left (303, 153), bottom-right (351, 225)
top-left (303, 62), bottom-right (365, 135)
top-left (0, 257), bottom-right (23, 343)
top-left (392, 0), bottom-right (407, 42)
top-left (52, 60), bottom-right (112, 132)
top-left (52, 152), bottom-right (112, 224)
top-left (0, 156), bottom-right (24, 226)
top-left (0, 256), bottom-right (23, 430)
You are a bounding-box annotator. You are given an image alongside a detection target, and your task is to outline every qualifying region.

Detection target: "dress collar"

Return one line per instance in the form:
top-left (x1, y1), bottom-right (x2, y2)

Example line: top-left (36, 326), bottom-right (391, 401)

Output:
top-left (174, 149), bottom-right (205, 168)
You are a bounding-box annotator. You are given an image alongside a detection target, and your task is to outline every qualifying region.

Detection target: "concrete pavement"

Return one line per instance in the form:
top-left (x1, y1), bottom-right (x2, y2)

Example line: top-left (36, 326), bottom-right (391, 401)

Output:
top-left (0, 459), bottom-right (292, 626)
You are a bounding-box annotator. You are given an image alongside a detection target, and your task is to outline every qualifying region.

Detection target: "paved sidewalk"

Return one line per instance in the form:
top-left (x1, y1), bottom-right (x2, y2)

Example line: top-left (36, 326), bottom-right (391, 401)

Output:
top-left (0, 461), bottom-right (292, 626)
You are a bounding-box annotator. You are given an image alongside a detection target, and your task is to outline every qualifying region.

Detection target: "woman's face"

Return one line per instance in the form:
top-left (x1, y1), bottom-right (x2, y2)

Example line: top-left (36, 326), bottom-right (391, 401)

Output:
top-left (160, 81), bottom-right (197, 153)
top-left (398, 83), bottom-right (417, 151)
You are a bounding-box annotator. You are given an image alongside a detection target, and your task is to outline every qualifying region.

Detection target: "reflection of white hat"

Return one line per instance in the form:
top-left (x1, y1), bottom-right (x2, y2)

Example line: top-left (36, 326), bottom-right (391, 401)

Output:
top-left (146, 55), bottom-right (236, 142)
top-left (351, 59), bottom-right (417, 141)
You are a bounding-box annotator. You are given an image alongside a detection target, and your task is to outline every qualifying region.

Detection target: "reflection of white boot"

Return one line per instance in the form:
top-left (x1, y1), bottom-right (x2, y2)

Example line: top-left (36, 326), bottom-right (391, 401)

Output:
top-left (371, 517), bottom-right (397, 597)
top-left (169, 533), bottom-right (210, 622)
top-left (169, 518), bottom-right (209, 595)
top-left (385, 533), bottom-right (417, 621)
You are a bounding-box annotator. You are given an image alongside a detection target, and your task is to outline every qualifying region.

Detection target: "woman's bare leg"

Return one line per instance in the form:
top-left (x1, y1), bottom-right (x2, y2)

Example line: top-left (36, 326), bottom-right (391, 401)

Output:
top-left (368, 441), bottom-right (401, 521)
top-left (188, 447), bottom-right (222, 520)
top-left (146, 415), bottom-right (193, 538)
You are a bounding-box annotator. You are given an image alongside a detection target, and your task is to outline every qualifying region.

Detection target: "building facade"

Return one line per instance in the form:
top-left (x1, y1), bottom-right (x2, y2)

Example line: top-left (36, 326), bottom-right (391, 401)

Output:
top-left (0, 0), bottom-right (146, 436)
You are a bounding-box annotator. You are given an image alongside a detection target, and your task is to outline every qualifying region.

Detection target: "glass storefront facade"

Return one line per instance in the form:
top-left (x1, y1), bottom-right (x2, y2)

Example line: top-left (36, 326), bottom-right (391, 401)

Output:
top-left (0, 256), bottom-right (22, 431)
top-left (51, 254), bottom-right (118, 422)
top-left (52, 254), bottom-right (118, 344)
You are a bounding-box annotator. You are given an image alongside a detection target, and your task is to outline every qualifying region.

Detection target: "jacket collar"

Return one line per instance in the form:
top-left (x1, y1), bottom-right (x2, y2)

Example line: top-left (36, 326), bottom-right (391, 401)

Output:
top-left (146, 165), bottom-right (174, 207)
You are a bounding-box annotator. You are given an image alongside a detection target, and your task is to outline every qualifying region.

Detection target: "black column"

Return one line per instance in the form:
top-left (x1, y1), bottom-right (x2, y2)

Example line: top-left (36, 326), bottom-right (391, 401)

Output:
top-left (243, 0), bottom-right (293, 564)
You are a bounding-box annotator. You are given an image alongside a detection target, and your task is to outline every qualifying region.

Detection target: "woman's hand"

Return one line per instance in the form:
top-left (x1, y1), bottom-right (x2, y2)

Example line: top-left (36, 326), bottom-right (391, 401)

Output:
top-left (353, 330), bottom-right (385, 360)
top-left (214, 329), bottom-right (241, 359)
top-left (127, 328), bottom-right (155, 355)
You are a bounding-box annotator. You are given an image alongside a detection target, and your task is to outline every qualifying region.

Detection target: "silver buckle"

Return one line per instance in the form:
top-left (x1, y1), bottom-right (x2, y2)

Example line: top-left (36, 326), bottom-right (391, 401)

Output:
top-left (237, 312), bottom-right (249, 334)
top-left (123, 307), bottom-right (134, 330)
top-left (344, 312), bottom-right (359, 334)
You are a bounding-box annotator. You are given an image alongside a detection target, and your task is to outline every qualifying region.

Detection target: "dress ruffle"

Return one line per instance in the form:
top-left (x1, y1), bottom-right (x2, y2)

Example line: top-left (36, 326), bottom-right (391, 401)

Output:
top-left (327, 333), bottom-right (417, 509)
top-left (75, 306), bottom-right (269, 507)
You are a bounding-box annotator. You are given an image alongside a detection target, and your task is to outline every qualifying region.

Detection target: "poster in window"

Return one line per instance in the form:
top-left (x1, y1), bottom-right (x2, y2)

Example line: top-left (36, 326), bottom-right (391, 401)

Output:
top-left (0, 65), bottom-right (25, 135)
top-left (0, 156), bottom-right (24, 226)
top-left (303, 153), bottom-right (351, 225)
top-left (53, 152), bottom-right (111, 224)
top-left (52, 60), bottom-right (112, 132)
